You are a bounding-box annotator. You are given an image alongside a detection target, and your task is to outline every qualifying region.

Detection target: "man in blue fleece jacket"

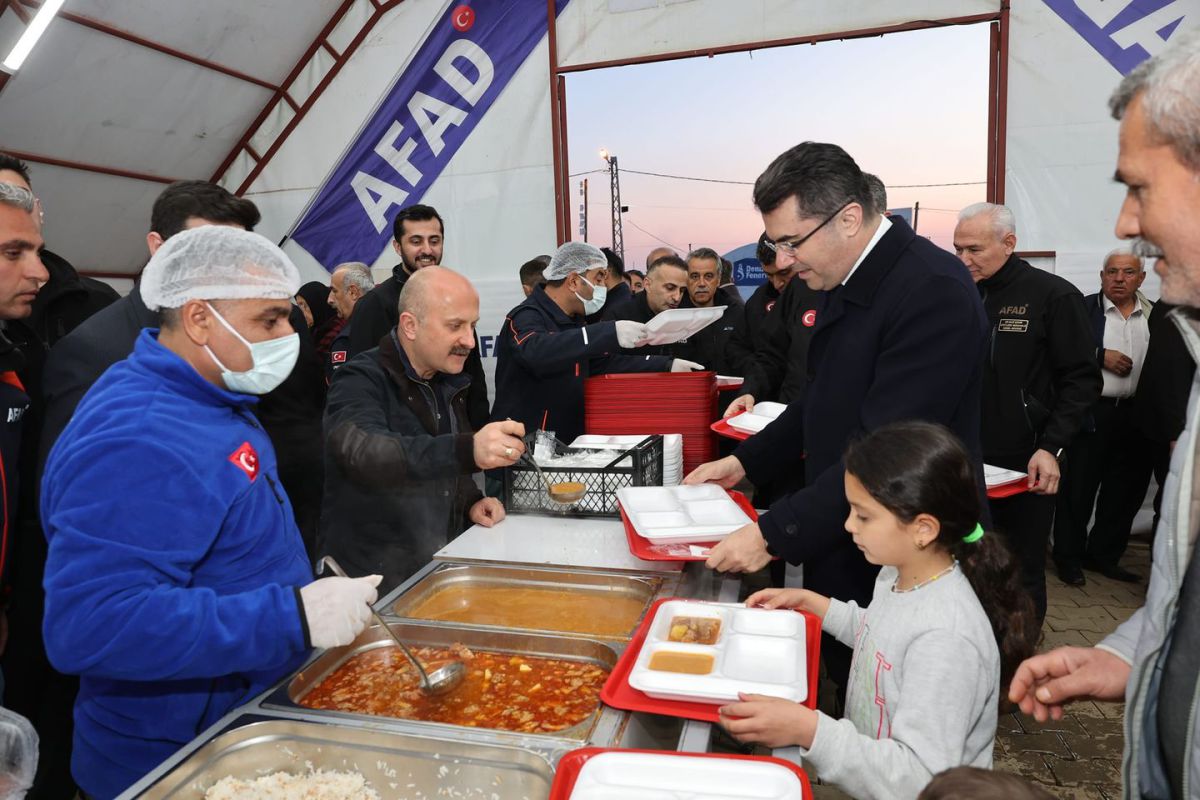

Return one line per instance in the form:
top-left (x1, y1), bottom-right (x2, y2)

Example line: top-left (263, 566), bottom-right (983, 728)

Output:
top-left (40, 226), bottom-right (382, 799)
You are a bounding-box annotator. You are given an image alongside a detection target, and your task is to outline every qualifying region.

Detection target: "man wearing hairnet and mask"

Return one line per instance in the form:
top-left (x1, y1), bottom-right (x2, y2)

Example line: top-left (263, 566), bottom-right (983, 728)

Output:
top-left (40, 226), bottom-right (381, 799)
top-left (491, 242), bottom-right (701, 443)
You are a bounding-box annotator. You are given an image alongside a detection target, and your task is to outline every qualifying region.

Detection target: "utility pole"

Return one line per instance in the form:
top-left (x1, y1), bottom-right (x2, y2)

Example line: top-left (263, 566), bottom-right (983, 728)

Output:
top-left (578, 179), bottom-right (588, 241)
top-left (913, 201), bottom-right (920, 233)
top-left (600, 149), bottom-right (625, 263)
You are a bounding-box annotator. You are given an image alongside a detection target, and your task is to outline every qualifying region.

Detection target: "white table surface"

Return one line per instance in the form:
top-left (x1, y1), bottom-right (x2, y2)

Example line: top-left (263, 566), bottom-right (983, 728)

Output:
top-left (436, 513), bottom-right (683, 574)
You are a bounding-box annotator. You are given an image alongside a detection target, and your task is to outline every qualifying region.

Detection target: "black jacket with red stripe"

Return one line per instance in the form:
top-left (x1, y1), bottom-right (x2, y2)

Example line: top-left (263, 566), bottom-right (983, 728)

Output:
top-left (490, 286), bottom-right (671, 443)
top-left (0, 330), bottom-right (28, 595)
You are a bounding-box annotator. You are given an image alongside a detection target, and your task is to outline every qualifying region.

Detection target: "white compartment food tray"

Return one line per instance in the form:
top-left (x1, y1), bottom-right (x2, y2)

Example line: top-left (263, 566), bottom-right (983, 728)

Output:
top-left (984, 463), bottom-right (1027, 488)
top-left (726, 401), bottom-right (787, 434)
top-left (570, 751), bottom-right (805, 800)
top-left (627, 600), bottom-right (808, 705)
top-left (616, 485), bottom-right (752, 544)
top-left (642, 306), bottom-right (726, 346)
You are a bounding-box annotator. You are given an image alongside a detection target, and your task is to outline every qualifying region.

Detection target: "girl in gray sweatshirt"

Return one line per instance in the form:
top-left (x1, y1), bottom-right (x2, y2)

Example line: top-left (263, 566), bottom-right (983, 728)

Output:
top-left (720, 421), bottom-right (1040, 800)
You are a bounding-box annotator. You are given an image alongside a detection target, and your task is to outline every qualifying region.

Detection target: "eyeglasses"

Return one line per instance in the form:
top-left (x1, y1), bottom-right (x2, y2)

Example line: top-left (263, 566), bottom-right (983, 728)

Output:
top-left (764, 201), bottom-right (851, 257)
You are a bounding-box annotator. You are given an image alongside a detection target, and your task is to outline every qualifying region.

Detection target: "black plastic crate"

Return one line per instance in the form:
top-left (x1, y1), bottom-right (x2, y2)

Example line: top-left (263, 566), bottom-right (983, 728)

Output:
top-left (501, 435), bottom-right (664, 517)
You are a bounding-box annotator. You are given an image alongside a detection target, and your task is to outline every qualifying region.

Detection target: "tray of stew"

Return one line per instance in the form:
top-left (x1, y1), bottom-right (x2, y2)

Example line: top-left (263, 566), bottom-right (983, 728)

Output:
top-left (264, 621), bottom-right (617, 741)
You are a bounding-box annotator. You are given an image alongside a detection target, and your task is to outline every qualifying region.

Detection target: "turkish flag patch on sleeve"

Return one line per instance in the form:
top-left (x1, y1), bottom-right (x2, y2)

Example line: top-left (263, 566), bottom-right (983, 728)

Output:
top-left (331, 350), bottom-right (347, 364)
top-left (228, 441), bottom-right (260, 481)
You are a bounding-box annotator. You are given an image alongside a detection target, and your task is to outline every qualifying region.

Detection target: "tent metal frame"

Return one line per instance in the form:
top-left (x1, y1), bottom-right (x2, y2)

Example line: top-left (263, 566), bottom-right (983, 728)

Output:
top-left (544, 2), bottom-right (1012, 245)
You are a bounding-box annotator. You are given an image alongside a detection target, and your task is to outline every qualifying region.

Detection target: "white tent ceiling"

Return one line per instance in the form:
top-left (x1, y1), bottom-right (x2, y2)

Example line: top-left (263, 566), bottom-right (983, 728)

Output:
top-left (0, 0), bottom-right (341, 278)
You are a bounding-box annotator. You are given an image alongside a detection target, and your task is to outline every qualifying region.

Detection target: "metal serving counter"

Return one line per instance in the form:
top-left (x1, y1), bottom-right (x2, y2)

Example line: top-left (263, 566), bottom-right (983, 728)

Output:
top-left (118, 514), bottom-right (773, 799)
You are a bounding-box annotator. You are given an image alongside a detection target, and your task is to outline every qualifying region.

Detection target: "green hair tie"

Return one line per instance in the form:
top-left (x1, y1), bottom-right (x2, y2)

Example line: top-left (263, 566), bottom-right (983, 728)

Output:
top-left (963, 524), bottom-right (984, 544)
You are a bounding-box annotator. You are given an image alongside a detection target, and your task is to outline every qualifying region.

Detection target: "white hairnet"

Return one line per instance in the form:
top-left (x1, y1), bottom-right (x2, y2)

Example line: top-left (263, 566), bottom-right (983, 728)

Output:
top-left (140, 226), bottom-right (302, 311)
top-left (0, 708), bottom-right (37, 799)
top-left (542, 241), bottom-right (607, 281)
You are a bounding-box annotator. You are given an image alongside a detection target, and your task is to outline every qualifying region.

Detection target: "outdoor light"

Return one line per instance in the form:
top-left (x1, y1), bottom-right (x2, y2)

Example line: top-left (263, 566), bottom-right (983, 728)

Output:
top-left (3, 0), bottom-right (67, 73)
top-left (599, 148), bottom-right (610, 162)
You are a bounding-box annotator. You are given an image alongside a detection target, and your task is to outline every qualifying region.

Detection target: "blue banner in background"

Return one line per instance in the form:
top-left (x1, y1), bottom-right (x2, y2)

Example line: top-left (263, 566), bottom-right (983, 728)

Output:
top-left (291, 0), bottom-right (569, 269)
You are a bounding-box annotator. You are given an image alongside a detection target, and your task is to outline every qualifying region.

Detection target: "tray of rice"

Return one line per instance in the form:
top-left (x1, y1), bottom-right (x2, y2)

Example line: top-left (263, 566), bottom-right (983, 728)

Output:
top-left (130, 717), bottom-right (554, 800)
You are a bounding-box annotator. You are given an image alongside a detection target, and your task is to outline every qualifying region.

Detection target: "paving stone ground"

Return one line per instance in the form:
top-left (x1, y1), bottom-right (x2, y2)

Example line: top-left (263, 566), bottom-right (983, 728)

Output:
top-left (807, 536), bottom-right (1151, 800)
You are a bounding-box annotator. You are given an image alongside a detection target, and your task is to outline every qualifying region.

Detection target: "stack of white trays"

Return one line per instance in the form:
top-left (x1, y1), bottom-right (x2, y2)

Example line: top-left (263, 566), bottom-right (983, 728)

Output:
top-left (572, 434), bottom-right (684, 486)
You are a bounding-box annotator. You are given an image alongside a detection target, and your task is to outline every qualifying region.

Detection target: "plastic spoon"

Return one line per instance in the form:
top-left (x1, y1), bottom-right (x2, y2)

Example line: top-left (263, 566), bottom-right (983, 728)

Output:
top-left (316, 556), bottom-right (464, 696)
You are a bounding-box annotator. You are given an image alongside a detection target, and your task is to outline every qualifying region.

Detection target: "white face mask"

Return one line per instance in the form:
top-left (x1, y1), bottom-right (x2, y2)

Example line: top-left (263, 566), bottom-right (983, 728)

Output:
top-left (203, 302), bottom-right (299, 395)
top-left (575, 274), bottom-right (607, 315)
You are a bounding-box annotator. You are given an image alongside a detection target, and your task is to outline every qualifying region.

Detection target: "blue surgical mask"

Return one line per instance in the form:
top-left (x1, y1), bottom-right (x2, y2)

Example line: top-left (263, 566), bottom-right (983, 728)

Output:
top-left (575, 274), bottom-right (607, 316)
top-left (203, 302), bottom-right (299, 395)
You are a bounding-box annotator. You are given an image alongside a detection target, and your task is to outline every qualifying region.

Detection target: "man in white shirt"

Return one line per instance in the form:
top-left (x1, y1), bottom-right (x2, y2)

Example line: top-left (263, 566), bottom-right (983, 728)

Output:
top-left (1053, 248), bottom-right (1154, 585)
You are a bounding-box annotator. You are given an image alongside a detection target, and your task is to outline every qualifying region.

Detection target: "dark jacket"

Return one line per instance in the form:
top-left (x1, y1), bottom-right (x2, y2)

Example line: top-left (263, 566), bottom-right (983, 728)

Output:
top-left (607, 291), bottom-right (676, 358)
top-left (1084, 289), bottom-right (1154, 369)
top-left (25, 250), bottom-right (120, 351)
top-left (717, 284), bottom-right (744, 307)
top-left (587, 280), bottom-right (632, 324)
top-left (320, 331), bottom-right (482, 591)
top-left (741, 275), bottom-right (822, 404)
top-left (726, 280), bottom-right (779, 379)
top-left (1135, 302), bottom-right (1196, 444)
top-left (977, 256), bottom-right (1102, 467)
top-left (491, 286), bottom-right (672, 443)
top-left (0, 332), bottom-right (28, 593)
top-left (346, 263), bottom-right (489, 429)
top-left (327, 318), bottom-right (352, 382)
top-left (256, 305), bottom-right (328, 557)
top-left (39, 287), bottom-right (157, 473)
top-left (735, 218), bottom-right (989, 606)
top-left (675, 295), bottom-right (742, 374)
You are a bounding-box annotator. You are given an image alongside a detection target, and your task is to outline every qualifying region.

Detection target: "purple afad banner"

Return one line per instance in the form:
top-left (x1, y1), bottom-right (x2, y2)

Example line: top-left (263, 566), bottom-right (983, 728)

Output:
top-left (1043, 0), bottom-right (1191, 75)
top-left (291, 0), bottom-right (570, 269)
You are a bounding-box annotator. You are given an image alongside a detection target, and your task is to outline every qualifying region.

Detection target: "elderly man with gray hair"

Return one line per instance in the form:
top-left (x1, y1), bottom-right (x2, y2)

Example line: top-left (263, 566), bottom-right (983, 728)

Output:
top-left (1010, 28), bottom-right (1200, 799)
top-left (326, 261), bottom-right (375, 379)
top-left (952, 201), bottom-right (1101, 624)
top-left (1053, 248), bottom-right (1154, 587)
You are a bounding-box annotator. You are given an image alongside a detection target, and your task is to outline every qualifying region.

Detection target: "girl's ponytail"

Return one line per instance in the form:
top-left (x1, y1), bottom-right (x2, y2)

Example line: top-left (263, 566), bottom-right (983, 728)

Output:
top-left (949, 527), bottom-right (1040, 687)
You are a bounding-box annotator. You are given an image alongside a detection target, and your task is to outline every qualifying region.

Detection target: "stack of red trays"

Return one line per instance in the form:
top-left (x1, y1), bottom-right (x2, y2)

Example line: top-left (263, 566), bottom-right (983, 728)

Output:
top-left (584, 371), bottom-right (717, 476)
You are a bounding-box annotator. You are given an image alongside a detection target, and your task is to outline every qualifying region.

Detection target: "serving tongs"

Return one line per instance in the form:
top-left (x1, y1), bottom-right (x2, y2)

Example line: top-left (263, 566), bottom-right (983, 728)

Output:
top-left (316, 556), bottom-right (464, 696)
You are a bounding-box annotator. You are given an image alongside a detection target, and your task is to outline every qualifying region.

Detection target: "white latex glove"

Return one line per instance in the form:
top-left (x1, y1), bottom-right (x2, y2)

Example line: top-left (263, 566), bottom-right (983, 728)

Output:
top-left (671, 359), bottom-right (704, 372)
top-left (299, 575), bottom-right (382, 649)
top-left (615, 320), bottom-right (649, 348)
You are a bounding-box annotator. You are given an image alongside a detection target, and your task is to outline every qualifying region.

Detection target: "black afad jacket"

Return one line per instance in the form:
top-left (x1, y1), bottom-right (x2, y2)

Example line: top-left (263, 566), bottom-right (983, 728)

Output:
top-left (977, 255), bottom-right (1102, 467)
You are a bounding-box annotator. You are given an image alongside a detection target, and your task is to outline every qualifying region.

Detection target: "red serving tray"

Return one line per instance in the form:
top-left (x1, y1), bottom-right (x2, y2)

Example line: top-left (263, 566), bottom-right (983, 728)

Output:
top-left (549, 747), bottom-right (813, 800)
top-left (619, 490), bottom-right (757, 562)
top-left (710, 417), bottom-right (752, 442)
top-left (600, 597), bottom-right (822, 722)
top-left (987, 477), bottom-right (1030, 499)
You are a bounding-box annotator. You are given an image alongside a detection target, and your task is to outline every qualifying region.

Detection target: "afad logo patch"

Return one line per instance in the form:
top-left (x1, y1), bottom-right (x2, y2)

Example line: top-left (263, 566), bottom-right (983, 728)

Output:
top-left (228, 442), bottom-right (259, 482)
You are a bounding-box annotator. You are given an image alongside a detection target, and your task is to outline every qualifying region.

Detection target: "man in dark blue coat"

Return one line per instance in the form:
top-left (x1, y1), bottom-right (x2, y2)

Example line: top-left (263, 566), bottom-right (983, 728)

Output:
top-left (491, 242), bottom-right (696, 444)
top-left (685, 142), bottom-right (988, 693)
